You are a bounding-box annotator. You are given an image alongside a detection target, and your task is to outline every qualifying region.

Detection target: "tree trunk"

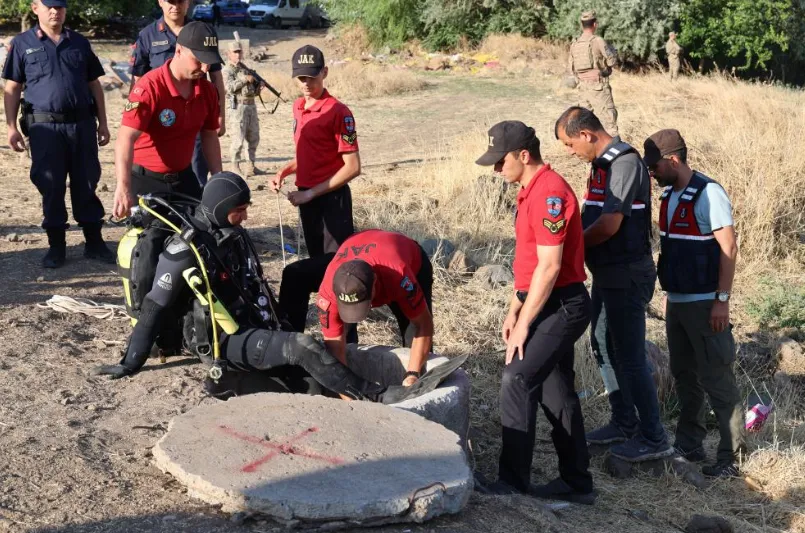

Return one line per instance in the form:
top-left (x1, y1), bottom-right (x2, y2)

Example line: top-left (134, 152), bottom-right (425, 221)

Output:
top-left (21, 11), bottom-right (33, 32)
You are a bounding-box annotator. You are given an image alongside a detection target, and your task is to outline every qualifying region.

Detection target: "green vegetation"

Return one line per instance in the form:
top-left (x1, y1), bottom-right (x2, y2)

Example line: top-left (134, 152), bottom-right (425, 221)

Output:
top-left (746, 277), bottom-right (805, 330)
top-left (0, 0), bottom-right (151, 28)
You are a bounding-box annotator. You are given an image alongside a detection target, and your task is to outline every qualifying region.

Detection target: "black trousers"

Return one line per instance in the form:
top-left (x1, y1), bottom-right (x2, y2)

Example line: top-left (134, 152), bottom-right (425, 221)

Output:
top-left (298, 185), bottom-right (354, 257)
top-left (279, 246), bottom-right (433, 346)
top-left (498, 283), bottom-right (593, 493)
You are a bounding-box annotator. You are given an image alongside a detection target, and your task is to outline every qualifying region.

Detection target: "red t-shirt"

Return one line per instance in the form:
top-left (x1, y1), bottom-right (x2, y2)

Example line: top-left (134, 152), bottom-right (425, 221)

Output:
top-left (292, 90), bottom-right (359, 188)
top-left (513, 164), bottom-right (586, 291)
top-left (317, 230), bottom-right (425, 338)
top-left (122, 60), bottom-right (220, 173)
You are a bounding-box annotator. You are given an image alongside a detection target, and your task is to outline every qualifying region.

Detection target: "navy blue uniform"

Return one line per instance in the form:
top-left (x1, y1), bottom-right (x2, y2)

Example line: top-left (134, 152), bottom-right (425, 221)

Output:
top-left (2, 26), bottom-right (105, 230)
top-left (129, 17), bottom-right (223, 185)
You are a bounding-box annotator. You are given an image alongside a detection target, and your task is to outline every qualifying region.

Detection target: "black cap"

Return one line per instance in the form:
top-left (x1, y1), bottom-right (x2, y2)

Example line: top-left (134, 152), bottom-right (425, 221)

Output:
top-left (41, 0), bottom-right (67, 6)
top-left (292, 45), bottom-right (325, 78)
top-left (176, 22), bottom-right (223, 66)
top-left (332, 260), bottom-right (375, 323)
top-left (475, 121), bottom-right (538, 166)
top-left (200, 172), bottom-right (251, 228)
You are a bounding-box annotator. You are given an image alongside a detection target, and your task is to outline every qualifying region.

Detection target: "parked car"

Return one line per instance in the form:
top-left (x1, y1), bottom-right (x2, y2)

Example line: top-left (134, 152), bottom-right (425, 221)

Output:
top-left (192, 1), bottom-right (251, 25)
top-left (247, 0), bottom-right (328, 29)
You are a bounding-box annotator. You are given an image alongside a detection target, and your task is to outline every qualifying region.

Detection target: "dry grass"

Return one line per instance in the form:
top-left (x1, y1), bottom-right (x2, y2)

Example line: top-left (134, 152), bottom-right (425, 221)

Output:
top-left (255, 61), bottom-right (427, 103)
top-left (343, 37), bottom-right (805, 532)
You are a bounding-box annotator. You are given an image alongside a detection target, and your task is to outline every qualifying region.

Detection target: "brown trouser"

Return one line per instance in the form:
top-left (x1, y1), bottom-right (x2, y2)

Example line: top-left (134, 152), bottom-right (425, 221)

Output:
top-left (669, 57), bottom-right (681, 80)
top-left (666, 299), bottom-right (745, 462)
top-left (578, 79), bottom-right (618, 136)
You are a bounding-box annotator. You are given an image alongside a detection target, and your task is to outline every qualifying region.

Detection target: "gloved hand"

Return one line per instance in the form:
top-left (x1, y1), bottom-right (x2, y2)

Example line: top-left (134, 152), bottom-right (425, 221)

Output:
top-left (91, 364), bottom-right (133, 380)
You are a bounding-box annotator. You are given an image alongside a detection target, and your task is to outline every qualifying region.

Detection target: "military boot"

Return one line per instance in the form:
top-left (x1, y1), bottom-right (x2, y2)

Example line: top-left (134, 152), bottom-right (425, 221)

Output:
top-left (82, 222), bottom-right (116, 265)
top-left (43, 228), bottom-right (67, 269)
top-left (248, 161), bottom-right (263, 176)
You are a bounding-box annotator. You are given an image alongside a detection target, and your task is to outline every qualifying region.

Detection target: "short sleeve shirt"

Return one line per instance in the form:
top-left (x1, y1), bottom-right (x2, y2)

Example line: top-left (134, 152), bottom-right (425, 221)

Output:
top-left (317, 230), bottom-right (425, 338)
top-left (121, 60), bottom-right (220, 173)
top-left (129, 17), bottom-right (222, 77)
top-left (293, 90), bottom-right (359, 188)
top-left (2, 26), bottom-right (104, 113)
top-left (666, 178), bottom-right (733, 303)
top-left (514, 164), bottom-right (586, 290)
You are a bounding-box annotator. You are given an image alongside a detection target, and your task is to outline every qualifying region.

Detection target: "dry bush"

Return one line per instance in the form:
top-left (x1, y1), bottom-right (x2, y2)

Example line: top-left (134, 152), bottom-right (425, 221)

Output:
top-left (255, 61), bottom-right (427, 102)
top-left (478, 33), bottom-right (566, 73)
top-left (326, 61), bottom-right (428, 100)
top-left (613, 73), bottom-right (805, 275)
top-left (327, 23), bottom-right (372, 58)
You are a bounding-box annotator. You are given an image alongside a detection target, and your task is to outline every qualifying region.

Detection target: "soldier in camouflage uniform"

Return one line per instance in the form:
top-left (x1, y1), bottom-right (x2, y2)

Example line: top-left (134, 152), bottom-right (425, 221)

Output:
top-left (666, 32), bottom-right (683, 81)
top-left (568, 11), bottom-right (619, 136)
top-left (224, 41), bottom-right (262, 177)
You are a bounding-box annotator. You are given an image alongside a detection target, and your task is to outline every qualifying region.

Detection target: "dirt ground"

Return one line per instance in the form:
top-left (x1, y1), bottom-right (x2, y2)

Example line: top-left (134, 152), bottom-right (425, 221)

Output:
top-left (0, 25), bottom-right (798, 533)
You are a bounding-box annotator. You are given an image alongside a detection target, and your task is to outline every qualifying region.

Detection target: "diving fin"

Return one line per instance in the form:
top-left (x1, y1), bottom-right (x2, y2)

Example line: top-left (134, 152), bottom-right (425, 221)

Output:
top-left (381, 353), bottom-right (469, 405)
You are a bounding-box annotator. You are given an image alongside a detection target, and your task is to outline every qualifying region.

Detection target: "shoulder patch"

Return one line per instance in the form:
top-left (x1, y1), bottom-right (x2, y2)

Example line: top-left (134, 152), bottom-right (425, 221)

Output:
top-left (317, 297), bottom-right (331, 328)
top-left (124, 101), bottom-right (140, 112)
top-left (341, 133), bottom-right (357, 145)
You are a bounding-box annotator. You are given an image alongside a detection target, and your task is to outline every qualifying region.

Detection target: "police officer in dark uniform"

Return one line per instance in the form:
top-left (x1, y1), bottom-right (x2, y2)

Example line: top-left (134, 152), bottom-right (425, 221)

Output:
top-left (129, 0), bottom-right (226, 186)
top-left (93, 172), bottom-right (442, 406)
top-left (2, 0), bottom-right (115, 268)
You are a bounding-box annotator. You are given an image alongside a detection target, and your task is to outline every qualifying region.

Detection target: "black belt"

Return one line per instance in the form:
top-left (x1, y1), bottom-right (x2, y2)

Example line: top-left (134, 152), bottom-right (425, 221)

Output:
top-left (31, 109), bottom-right (93, 124)
top-left (132, 164), bottom-right (190, 184)
top-left (517, 282), bottom-right (586, 303)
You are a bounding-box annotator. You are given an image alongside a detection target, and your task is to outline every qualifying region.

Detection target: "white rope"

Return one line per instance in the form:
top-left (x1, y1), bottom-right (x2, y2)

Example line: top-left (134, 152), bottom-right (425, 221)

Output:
top-left (37, 295), bottom-right (128, 320)
top-left (276, 192), bottom-right (287, 268)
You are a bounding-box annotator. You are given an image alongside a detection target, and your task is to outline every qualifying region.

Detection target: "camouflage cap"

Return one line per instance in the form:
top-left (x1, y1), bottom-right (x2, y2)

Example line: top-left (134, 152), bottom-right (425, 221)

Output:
top-left (580, 10), bottom-right (597, 22)
top-left (229, 40), bottom-right (242, 52)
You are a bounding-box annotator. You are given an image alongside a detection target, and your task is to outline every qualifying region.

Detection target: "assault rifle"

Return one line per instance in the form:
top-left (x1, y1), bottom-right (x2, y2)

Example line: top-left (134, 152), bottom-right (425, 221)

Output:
top-left (237, 62), bottom-right (288, 114)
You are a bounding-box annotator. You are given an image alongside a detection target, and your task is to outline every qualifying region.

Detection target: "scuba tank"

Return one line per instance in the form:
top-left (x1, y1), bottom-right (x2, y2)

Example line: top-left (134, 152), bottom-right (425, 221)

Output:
top-left (182, 267), bottom-right (239, 335)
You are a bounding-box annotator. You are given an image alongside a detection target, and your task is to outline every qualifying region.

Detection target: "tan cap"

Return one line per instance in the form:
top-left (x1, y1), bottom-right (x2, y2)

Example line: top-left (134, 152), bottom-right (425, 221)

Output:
top-left (643, 129), bottom-right (686, 167)
top-left (229, 40), bottom-right (242, 52)
top-left (580, 10), bottom-right (597, 22)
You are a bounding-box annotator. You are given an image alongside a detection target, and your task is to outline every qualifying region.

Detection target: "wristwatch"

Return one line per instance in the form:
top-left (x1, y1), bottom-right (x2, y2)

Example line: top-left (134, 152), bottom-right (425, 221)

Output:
top-left (716, 291), bottom-right (730, 303)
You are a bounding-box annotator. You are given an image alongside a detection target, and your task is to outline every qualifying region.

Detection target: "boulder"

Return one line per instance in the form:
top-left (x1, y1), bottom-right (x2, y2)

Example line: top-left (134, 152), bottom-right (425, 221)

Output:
top-left (474, 265), bottom-right (513, 290)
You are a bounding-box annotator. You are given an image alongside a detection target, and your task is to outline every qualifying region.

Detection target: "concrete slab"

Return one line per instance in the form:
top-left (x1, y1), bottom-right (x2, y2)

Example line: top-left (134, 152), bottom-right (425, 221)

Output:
top-left (153, 393), bottom-right (472, 529)
top-left (345, 345), bottom-right (471, 450)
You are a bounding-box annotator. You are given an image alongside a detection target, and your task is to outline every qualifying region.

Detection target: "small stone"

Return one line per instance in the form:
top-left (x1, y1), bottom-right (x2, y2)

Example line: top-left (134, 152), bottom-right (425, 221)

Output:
top-left (36, 276), bottom-right (45, 282)
top-left (99, 183), bottom-right (109, 192)
top-left (60, 398), bottom-right (72, 406)
top-left (685, 514), bottom-right (734, 533)
top-left (256, 184), bottom-right (266, 191)
top-left (86, 404), bottom-right (97, 411)
top-left (447, 250), bottom-right (476, 274)
top-left (473, 265), bottom-right (513, 290)
top-left (6, 233), bottom-right (21, 242)
top-left (604, 453), bottom-right (706, 489)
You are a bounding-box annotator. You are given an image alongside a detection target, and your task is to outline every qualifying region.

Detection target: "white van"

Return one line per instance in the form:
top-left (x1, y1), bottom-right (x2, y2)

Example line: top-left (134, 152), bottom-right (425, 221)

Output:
top-left (247, 0), bottom-right (326, 29)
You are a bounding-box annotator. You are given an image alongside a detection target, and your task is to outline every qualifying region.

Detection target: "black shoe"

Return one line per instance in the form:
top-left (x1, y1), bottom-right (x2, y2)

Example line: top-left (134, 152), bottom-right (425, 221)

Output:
top-left (43, 228), bottom-right (67, 268)
top-left (586, 422), bottom-right (637, 445)
top-left (473, 473), bottom-right (521, 496)
top-left (701, 461), bottom-right (740, 478)
top-left (82, 223), bottom-right (116, 264)
top-left (673, 444), bottom-right (708, 463)
top-left (528, 477), bottom-right (596, 506)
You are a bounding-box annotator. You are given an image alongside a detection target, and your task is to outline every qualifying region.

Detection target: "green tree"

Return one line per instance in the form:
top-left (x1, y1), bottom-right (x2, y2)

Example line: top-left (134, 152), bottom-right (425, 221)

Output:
top-left (1, 0), bottom-right (151, 31)
top-left (548, 0), bottom-right (681, 62)
top-left (679, 0), bottom-right (793, 71)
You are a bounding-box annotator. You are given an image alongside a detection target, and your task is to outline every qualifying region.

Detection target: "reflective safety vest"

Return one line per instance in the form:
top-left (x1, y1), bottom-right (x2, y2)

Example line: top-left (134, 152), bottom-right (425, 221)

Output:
top-left (581, 141), bottom-right (651, 267)
top-left (657, 172), bottom-right (721, 293)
